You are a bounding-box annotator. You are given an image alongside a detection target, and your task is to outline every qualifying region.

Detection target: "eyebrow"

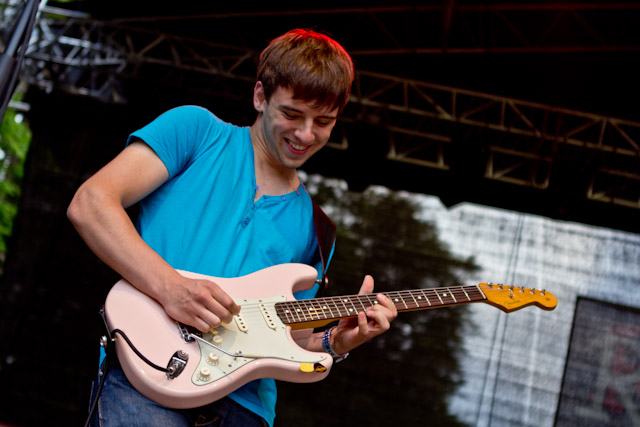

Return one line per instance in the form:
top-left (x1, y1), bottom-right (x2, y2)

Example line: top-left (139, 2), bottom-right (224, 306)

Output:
top-left (280, 105), bottom-right (338, 120)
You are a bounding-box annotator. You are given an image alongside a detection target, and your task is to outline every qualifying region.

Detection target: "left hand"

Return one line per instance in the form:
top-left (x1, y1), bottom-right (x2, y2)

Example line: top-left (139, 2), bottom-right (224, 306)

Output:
top-left (330, 275), bottom-right (398, 355)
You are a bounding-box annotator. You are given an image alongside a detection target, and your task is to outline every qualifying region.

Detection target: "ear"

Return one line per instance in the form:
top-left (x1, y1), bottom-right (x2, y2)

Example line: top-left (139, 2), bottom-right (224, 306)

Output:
top-left (253, 81), bottom-right (266, 112)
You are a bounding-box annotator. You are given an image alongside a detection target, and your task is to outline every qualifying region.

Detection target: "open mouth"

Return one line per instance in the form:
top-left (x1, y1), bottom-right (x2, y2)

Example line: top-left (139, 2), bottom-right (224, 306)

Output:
top-left (286, 138), bottom-right (310, 154)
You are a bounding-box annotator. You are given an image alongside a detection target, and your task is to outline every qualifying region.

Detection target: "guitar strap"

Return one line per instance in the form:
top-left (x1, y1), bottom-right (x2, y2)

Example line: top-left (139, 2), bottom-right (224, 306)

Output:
top-left (312, 199), bottom-right (336, 297)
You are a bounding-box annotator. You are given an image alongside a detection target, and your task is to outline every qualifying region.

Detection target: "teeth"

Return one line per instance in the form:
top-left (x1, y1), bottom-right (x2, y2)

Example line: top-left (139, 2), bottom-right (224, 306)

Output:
top-left (287, 140), bottom-right (306, 151)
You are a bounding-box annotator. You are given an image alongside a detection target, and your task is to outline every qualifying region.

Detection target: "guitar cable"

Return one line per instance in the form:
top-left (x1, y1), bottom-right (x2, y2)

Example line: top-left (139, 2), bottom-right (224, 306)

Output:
top-left (83, 325), bottom-right (170, 427)
top-left (111, 328), bottom-right (171, 373)
top-left (84, 352), bottom-right (110, 427)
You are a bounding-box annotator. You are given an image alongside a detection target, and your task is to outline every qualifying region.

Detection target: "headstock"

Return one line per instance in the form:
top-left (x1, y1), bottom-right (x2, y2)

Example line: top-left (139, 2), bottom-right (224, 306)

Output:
top-left (479, 283), bottom-right (558, 313)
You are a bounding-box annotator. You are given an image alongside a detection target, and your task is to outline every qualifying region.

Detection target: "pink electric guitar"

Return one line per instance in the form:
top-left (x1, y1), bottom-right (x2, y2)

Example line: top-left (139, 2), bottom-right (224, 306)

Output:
top-left (104, 263), bottom-right (557, 409)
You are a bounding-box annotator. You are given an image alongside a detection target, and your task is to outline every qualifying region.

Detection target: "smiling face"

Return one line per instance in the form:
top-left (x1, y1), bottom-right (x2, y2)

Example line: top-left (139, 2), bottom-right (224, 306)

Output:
top-left (252, 82), bottom-right (339, 171)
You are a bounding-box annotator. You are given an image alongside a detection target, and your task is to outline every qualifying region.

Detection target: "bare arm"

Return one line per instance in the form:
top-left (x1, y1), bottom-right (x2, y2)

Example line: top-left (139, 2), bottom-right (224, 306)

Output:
top-left (67, 141), bottom-right (239, 332)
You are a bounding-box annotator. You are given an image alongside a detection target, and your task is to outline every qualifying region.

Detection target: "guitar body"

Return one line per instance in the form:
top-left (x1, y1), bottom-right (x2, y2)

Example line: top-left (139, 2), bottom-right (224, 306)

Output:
top-left (104, 263), bottom-right (332, 409)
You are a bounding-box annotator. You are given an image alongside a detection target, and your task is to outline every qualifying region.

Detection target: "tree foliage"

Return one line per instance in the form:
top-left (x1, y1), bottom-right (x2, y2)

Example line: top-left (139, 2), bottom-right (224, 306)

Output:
top-left (275, 175), bottom-right (479, 427)
top-left (0, 106), bottom-right (32, 271)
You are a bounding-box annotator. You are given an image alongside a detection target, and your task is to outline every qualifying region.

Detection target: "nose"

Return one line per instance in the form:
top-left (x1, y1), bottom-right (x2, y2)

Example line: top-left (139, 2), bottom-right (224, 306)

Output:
top-left (294, 119), bottom-right (315, 144)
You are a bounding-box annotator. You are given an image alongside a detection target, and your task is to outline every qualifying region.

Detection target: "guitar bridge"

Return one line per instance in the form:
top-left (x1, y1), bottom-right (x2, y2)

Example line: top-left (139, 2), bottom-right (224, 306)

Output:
top-left (178, 322), bottom-right (200, 343)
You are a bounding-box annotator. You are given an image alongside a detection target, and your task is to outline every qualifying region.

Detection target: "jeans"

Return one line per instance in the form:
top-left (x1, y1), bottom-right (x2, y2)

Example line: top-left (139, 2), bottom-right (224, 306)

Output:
top-left (87, 361), bottom-right (268, 427)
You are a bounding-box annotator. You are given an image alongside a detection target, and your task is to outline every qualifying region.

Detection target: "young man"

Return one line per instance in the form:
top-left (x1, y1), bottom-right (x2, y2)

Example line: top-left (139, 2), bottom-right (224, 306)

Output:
top-left (68, 28), bottom-right (397, 426)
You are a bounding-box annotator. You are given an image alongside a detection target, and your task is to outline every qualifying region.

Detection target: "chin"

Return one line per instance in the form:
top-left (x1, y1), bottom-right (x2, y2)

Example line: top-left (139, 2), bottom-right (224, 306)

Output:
top-left (284, 159), bottom-right (307, 169)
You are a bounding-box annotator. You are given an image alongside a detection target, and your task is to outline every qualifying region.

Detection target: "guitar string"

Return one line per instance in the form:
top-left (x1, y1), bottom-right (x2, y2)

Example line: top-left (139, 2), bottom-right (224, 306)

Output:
top-left (230, 285), bottom-right (487, 326)
top-left (227, 283), bottom-right (503, 317)
top-left (207, 285), bottom-right (540, 330)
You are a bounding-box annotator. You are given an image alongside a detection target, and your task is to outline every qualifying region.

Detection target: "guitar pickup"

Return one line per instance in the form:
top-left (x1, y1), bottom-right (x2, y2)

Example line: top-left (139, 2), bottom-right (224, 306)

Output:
top-left (234, 313), bottom-right (248, 332)
top-left (259, 302), bottom-right (277, 330)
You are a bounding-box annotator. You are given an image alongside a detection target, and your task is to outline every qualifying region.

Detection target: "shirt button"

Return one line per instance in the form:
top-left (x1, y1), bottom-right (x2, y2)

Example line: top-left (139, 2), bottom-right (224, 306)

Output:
top-left (244, 218), bottom-right (250, 224)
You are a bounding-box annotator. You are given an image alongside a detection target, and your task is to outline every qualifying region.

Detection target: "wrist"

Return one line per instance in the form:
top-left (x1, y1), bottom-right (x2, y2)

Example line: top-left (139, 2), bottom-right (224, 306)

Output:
top-left (322, 326), bottom-right (349, 363)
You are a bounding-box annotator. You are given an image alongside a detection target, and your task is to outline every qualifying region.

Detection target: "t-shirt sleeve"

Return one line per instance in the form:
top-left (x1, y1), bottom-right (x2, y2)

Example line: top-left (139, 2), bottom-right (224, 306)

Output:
top-left (126, 105), bottom-right (221, 178)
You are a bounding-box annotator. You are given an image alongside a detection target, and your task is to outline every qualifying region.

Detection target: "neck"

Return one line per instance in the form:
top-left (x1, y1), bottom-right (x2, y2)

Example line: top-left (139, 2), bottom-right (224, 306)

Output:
top-left (276, 285), bottom-right (486, 330)
top-left (250, 122), bottom-right (299, 198)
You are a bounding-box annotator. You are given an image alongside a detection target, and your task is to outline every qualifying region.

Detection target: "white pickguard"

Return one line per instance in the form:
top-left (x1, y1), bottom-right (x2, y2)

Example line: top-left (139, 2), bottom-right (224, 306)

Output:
top-left (191, 295), bottom-right (328, 386)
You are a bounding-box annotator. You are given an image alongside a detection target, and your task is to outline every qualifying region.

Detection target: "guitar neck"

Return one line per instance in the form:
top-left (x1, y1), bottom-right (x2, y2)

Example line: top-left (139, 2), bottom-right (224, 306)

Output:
top-left (275, 285), bottom-right (485, 329)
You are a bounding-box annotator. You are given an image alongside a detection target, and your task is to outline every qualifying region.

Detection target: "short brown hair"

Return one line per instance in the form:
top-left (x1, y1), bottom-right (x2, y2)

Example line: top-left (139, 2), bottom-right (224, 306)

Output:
top-left (257, 28), bottom-right (354, 112)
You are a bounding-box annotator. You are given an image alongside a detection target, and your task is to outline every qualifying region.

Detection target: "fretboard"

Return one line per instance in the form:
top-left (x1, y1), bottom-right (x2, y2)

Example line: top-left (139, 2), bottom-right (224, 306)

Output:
top-left (275, 285), bottom-right (486, 327)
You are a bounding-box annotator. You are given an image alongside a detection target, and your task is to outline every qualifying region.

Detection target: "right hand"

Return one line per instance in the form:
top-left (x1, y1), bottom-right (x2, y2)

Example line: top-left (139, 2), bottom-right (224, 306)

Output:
top-left (160, 275), bottom-right (241, 333)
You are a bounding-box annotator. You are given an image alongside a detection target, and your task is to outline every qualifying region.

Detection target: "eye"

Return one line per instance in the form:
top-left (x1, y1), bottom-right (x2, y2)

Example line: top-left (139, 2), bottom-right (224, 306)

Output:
top-left (282, 111), bottom-right (298, 120)
top-left (316, 117), bottom-right (336, 127)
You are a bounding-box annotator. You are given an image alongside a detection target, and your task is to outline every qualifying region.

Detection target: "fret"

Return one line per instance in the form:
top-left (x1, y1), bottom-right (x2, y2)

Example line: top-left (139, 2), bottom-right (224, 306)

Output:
top-left (347, 296), bottom-right (360, 315)
top-left (303, 299), bottom-right (322, 320)
top-left (414, 290), bottom-right (428, 308)
top-left (316, 300), bottom-right (328, 320)
top-left (433, 289), bottom-right (444, 305)
top-left (418, 289), bottom-right (432, 307)
top-left (318, 298), bottom-right (333, 320)
top-left (354, 295), bottom-right (370, 312)
top-left (331, 298), bottom-right (344, 318)
top-left (338, 296), bottom-right (356, 317)
top-left (407, 291), bottom-right (420, 309)
top-left (285, 303), bottom-right (295, 323)
top-left (399, 292), bottom-right (410, 309)
top-left (292, 301), bottom-right (306, 322)
top-left (293, 302), bottom-right (306, 322)
top-left (275, 303), bottom-right (291, 324)
top-left (461, 286), bottom-right (482, 302)
top-left (388, 291), bottom-right (409, 310)
top-left (328, 297), bottom-right (343, 319)
top-left (397, 291), bottom-right (417, 310)
top-left (286, 301), bottom-right (302, 323)
top-left (280, 302), bottom-right (294, 323)
top-left (461, 286), bottom-right (471, 301)
top-left (410, 291), bottom-right (422, 308)
top-left (447, 288), bottom-right (457, 303)
top-left (298, 300), bottom-right (311, 322)
top-left (366, 294), bottom-right (379, 308)
top-left (369, 294), bottom-right (380, 310)
top-left (427, 289), bottom-right (440, 306)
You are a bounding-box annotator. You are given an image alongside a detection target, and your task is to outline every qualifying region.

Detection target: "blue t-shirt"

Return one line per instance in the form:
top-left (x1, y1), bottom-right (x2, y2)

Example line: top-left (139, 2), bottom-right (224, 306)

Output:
top-left (128, 105), bottom-right (321, 426)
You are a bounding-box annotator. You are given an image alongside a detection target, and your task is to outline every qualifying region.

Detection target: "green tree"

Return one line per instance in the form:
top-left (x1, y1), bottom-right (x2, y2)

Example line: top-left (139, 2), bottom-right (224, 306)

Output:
top-left (276, 176), bottom-right (479, 427)
top-left (0, 105), bottom-right (32, 272)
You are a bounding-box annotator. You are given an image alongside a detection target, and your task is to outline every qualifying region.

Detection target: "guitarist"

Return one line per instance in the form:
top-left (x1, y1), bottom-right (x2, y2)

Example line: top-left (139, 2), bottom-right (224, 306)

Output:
top-left (68, 28), bottom-right (398, 427)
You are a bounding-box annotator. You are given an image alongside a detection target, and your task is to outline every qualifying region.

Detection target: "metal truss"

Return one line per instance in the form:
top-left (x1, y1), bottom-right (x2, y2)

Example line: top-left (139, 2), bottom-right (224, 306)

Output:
top-left (341, 2), bottom-right (640, 55)
top-left (4, 1), bottom-right (640, 101)
top-left (349, 70), bottom-right (640, 209)
top-left (2, 1), bottom-right (640, 209)
top-left (43, 3), bottom-right (640, 55)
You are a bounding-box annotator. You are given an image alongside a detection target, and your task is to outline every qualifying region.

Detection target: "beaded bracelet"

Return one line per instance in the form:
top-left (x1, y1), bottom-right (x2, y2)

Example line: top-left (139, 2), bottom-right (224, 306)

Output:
top-left (322, 326), bottom-right (349, 363)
